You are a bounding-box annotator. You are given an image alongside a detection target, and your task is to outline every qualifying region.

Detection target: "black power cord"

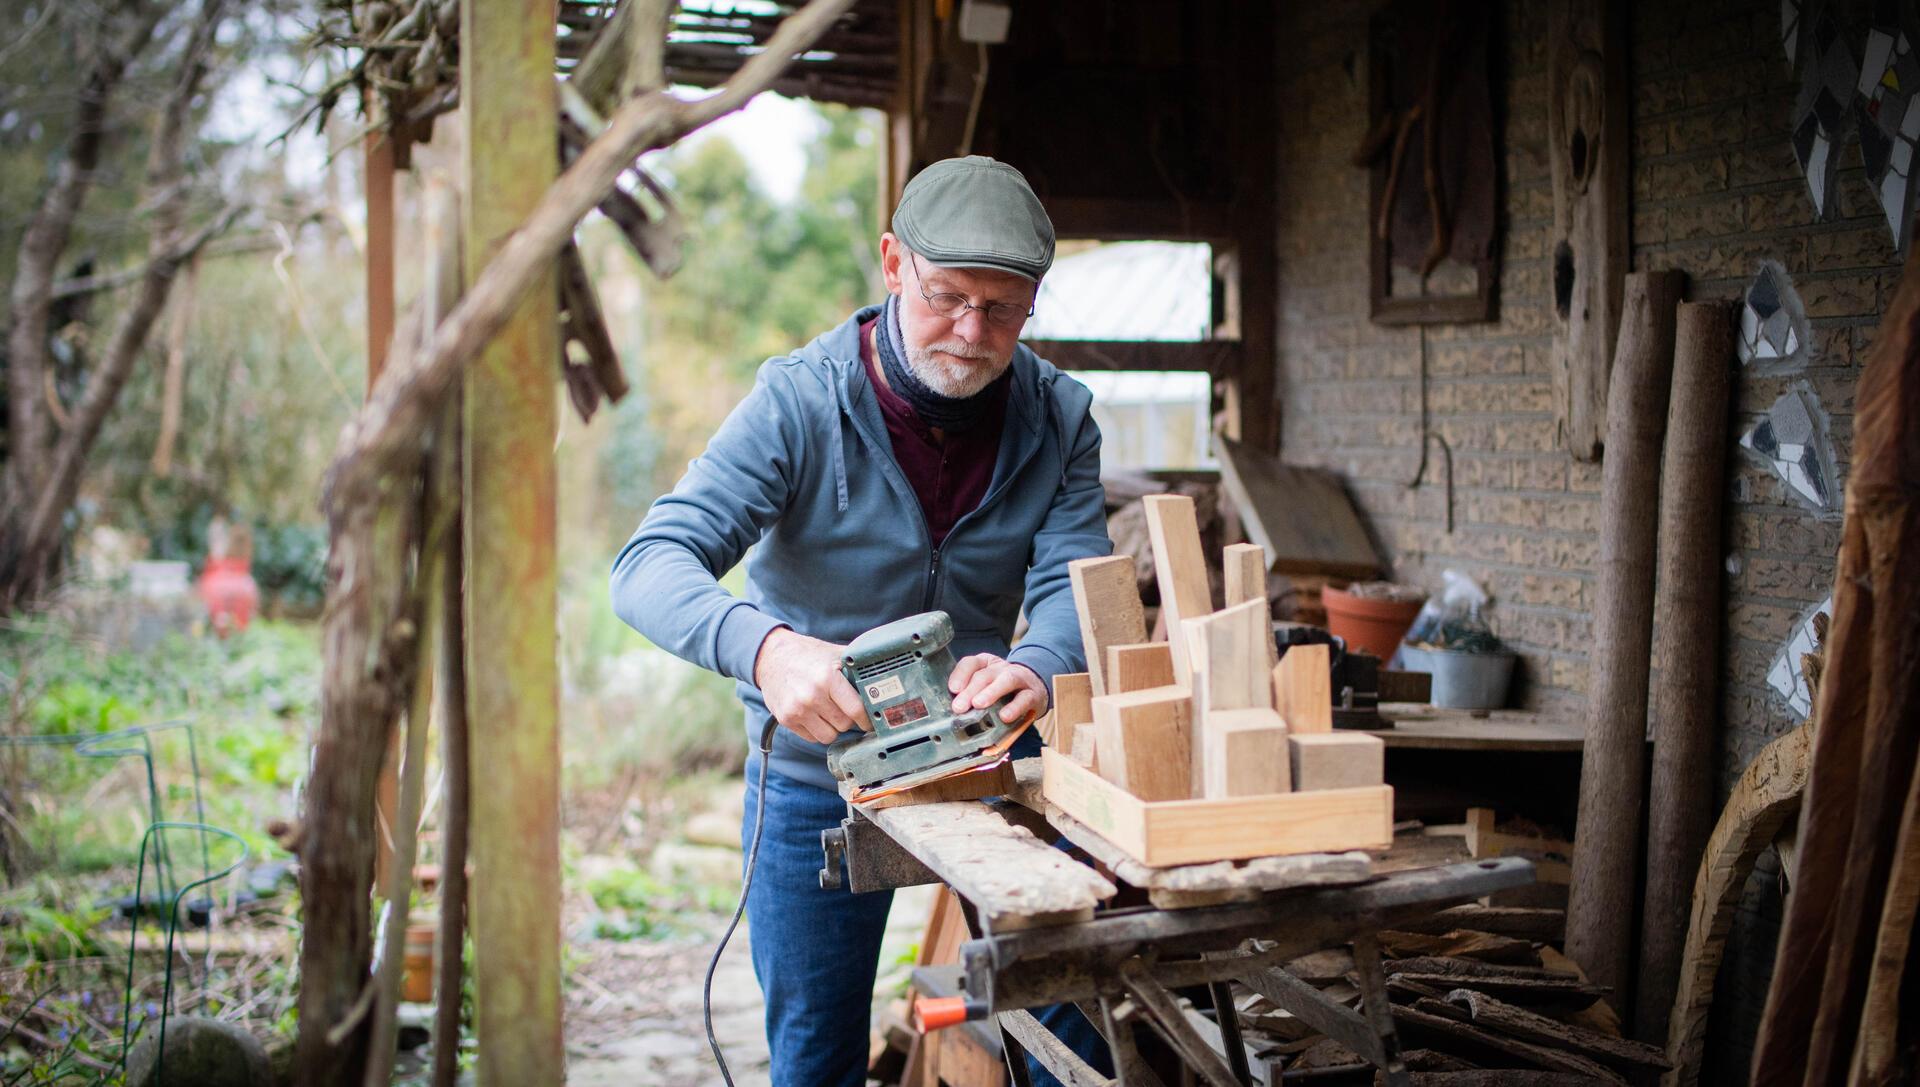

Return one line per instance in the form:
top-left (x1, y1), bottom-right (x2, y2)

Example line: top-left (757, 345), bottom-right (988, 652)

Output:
top-left (705, 719), bottom-right (779, 1086)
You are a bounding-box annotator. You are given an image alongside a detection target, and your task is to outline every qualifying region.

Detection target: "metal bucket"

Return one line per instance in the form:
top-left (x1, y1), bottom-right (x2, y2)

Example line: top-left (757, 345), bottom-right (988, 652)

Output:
top-left (1398, 645), bottom-right (1515, 710)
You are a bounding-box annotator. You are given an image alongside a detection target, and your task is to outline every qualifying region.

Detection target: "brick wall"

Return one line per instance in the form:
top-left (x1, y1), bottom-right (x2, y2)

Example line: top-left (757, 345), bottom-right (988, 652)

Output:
top-left (1273, 0), bottom-right (1878, 778)
top-left (1272, 0), bottom-right (1894, 1069)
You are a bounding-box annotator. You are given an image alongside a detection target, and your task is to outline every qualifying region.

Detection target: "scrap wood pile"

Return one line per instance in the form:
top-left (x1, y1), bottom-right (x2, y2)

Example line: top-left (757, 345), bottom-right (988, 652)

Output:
top-left (1039, 493), bottom-right (1393, 867)
top-left (1239, 910), bottom-right (1672, 1084)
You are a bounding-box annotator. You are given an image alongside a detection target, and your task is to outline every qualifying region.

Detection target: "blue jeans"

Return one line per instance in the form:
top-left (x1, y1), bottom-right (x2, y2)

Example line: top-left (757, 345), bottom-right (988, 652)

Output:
top-left (741, 755), bottom-right (1114, 1086)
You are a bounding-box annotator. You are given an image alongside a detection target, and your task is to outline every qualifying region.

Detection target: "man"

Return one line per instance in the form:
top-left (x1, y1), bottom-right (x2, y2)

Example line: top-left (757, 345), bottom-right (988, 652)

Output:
top-left (611, 156), bottom-right (1114, 1085)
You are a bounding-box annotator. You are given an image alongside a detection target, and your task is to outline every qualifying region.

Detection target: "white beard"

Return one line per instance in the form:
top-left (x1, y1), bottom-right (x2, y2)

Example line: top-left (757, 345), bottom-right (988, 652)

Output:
top-left (904, 336), bottom-right (1012, 398)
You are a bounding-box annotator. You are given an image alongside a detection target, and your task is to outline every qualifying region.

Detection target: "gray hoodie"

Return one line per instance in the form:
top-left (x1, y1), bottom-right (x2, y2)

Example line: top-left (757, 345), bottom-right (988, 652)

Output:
top-left (610, 303), bottom-right (1112, 789)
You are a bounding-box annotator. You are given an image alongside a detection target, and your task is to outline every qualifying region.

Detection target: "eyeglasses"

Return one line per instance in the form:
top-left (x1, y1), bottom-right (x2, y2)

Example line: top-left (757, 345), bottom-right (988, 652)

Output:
top-left (907, 253), bottom-right (1034, 328)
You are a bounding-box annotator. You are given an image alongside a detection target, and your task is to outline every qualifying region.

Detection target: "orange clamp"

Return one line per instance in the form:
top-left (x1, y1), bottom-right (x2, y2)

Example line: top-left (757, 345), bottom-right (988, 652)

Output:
top-left (913, 995), bottom-right (971, 1033)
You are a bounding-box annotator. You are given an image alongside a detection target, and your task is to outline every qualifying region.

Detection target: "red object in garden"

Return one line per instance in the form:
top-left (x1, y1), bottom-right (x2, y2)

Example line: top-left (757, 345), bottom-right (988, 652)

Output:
top-left (199, 556), bottom-right (258, 636)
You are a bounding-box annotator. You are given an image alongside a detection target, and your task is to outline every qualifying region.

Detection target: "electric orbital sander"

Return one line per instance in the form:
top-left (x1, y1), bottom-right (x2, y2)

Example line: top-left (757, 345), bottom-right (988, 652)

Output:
top-left (827, 611), bottom-right (1031, 802)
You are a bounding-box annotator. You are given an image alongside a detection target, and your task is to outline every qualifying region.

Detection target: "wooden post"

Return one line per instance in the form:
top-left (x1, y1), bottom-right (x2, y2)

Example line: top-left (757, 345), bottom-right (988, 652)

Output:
top-left (1220, 2), bottom-right (1277, 453)
top-left (461, 0), bottom-right (561, 1082)
top-left (1564, 270), bottom-right (1685, 1009)
top-left (1547, 0), bottom-right (1629, 462)
top-left (1634, 301), bottom-right (1732, 1043)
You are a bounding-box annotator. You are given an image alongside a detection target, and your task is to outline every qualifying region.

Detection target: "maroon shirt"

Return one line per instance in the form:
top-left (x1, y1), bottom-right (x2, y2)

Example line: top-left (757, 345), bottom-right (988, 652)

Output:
top-left (858, 315), bottom-right (1006, 548)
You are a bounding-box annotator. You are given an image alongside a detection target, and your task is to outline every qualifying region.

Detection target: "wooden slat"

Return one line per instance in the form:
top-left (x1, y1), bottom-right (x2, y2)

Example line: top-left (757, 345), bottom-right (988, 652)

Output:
top-left (1068, 555), bottom-right (1147, 698)
top-left (1043, 748), bottom-right (1392, 866)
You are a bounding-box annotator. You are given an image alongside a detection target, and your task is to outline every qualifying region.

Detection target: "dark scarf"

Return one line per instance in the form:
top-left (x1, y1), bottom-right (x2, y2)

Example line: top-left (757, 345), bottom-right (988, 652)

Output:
top-left (875, 293), bottom-right (1006, 433)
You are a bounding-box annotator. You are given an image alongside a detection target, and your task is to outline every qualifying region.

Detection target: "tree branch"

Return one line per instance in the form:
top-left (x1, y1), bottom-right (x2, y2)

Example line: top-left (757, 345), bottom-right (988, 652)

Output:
top-left (4, 0), bottom-right (166, 509)
top-left (324, 0), bottom-right (857, 512)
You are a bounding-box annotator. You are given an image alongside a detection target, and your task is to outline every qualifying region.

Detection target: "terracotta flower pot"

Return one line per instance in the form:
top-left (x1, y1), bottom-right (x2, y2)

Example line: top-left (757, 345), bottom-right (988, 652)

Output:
top-left (1321, 585), bottom-right (1424, 661)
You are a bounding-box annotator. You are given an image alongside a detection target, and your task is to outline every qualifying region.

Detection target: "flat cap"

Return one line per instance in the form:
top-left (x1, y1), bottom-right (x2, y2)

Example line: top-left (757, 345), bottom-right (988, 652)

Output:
top-left (891, 156), bottom-right (1055, 281)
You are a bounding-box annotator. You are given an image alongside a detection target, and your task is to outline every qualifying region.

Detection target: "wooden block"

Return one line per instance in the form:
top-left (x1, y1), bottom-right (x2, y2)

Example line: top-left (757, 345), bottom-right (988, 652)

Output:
top-left (1223, 542), bottom-right (1268, 606)
top-left (1070, 725), bottom-right (1100, 771)
top-left (1068, 556), bottom-right (1147, 697)
top-left (1273, 644), bottom-right (1333, 733)
top-left (1202, 707), bottom-right (1291, 798)
top-left (1216, 437), bottom-right (1380, 579)
top-left (1289, 732), bottom-right (1384, 791)
top-left (1106, 643), bottom-right (1174, 693)
top-left (1042, 748), bottom-right (1395, 866)
top-left (1091, 686), bottom-right (1192, 802)
top-left (1051, 672), bottom-right (1092, 755)
top-left (1184, 599), bottom-right (1274, 715)
top-left (1141, 494), bottom-right (1212, 688)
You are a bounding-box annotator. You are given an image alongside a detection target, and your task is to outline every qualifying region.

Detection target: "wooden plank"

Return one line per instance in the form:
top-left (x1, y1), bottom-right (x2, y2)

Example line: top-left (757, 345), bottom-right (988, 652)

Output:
top-left (1566, 269), bottom-right (1687, 1004)
top-left (1442, 989), bottom-right (1671, 1074)
top-left (1050, 672), bottom-right (1092, 756)
top-left (1368, 706), bottom-right (1585, 751)
top-left (1391, 1005), bottom-right (1626, 1084)
top-left (1223, 542), bottom-right (1268, 607)
top-left (1274, 644), bottom-right (1333, 733)
top-left (1068, 555), bottom-right (1147, 698)
top-left (463, 0), bottom-right (562, 1080)
top-left (1394, 906), bottom-right (1566, 943)
top-left (1290, 733), bottom-right (1385, 792)
top-left (852, 760), bottom-right (1017, 811)
top-left (1045, 810), bottom-right (1371, 907)
top-left (1024, 338), bottom-right (1240, 376)
top-left (861, 798), bottom-right (1116, 933)
top-left (1106, 643), bottom-right (1174, 693)
top-left (1203, 707), bottom-right (1291, 798)
top-left (1547, 0), bottom-right (1630, 463)
top-left (1042, 748), bottom-right (1393, 866)
top-left (1091, 686), bottom-right (1192, 802)
top-left (1215, 438), bottom-right (1380, 578)
top-left (1141, 494), bottom-right (1212, 691)
top-left (1636, 301), bottom-right (1734, 1043)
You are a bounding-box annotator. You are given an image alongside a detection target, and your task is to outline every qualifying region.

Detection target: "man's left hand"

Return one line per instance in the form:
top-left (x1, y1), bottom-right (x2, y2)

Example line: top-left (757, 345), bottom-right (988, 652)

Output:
top-left (947, 654), bottom-right (1047, 724)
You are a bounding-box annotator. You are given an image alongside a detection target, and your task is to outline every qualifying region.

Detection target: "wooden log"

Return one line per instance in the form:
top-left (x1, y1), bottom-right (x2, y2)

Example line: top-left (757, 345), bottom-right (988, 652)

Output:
top-left (1106, 643), bottom-right (1174, 694)
top-left (1091, 686), bottom-right (1193, 802)
top-left (1754, 208), bottom-right (1920, 1087)
top-left (1444, 989), bottom-right (1671, 1074)
top-left (1290, 732), bottom-right (1385, 792)
top-left (1565, 269), bottom-right (1686, 1007)
top-left (1635, 301), bottom-right (1733, 1044)
top-left (1202, 707), bottom-right (1290, 798)
top-left (1068, 555), bottom-right (1148, 698)
top-left (1142, 494), bottom-right (1213, 689)
top-left (1547, 0), bottom-right (1630, 462)
top-left (1274, 643), bottom-right (1334, 733)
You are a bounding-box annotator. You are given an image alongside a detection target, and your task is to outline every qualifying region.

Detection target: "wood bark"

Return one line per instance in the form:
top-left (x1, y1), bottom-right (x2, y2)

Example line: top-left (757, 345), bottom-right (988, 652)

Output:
top-left (1662, 722), bottom-right (1812, 1087)
top-left (1635, 301), bottom-right (1733, 1044)
top-left (1751, 208), bottom-right (1920, 1087)
top-left (323, 0), bottom-right (857, 515)
top-left (430, 439), bottom-right (469, 1087)
top-left (1565, 270), bottom-right (1686, 1008)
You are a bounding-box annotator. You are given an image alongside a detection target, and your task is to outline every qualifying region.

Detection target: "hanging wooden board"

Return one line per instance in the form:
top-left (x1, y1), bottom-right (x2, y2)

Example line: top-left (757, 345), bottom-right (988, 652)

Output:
top-left (1547, 0), bottom-right (1630, 462)
top-left (1216, 438), bottom-right (1381, 579)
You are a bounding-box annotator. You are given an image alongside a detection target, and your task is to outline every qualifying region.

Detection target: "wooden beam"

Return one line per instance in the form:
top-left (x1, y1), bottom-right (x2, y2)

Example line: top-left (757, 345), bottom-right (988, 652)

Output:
top-left (1022, 338), bottom-right (1239, 375)
top-left (1068, 555), bottom-right (1147, 698)
top-left (1042, 197), bottom-right (1234, 241)
top-left (1142, 494), bottom-right (1212, 691)
top-left (1274, 644), bottom-right (1333, 734)
top-left (1220, 0), bottom-right (1278, 453)
top-left (462, 0), bottom-right (562, 1080)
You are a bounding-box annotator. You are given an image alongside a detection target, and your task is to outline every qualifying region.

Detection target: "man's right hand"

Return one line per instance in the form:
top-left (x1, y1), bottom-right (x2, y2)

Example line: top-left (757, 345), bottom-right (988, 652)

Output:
top-left (752, 627), bottom-right (871, 744)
